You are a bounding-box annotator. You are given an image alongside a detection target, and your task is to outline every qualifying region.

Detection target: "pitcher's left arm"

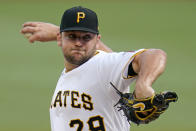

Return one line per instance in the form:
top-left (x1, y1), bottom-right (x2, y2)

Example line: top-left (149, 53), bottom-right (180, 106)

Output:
top-left (132, 49), bottom-right (167, 98)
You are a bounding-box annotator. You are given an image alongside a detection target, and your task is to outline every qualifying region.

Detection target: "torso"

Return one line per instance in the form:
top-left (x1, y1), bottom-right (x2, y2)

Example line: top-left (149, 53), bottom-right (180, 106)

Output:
top-left (50, 49), bottom-right (145, 131)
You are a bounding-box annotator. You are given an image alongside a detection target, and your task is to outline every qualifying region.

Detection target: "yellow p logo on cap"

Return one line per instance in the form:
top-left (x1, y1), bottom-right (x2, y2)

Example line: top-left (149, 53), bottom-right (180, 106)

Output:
top-left (77, 12), bottom-right (85, 23)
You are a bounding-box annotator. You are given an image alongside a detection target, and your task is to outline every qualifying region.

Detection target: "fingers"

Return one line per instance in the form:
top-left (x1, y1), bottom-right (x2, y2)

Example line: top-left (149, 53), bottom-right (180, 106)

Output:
top-left (28, 34), bottom-right (40, 43)
top-left (22, 22), bottom-right (42, 27)
top-left (21, 21), bottom-right (42, 34)
top-left (21, 21), bottom-right (59, 43)
top-left (21, 26), bottom-right (38, 34)
top-left (21, 22), bottom-right (41, 43)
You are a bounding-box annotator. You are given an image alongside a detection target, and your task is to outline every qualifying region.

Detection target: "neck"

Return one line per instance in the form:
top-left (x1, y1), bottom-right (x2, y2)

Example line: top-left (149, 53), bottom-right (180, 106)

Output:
top-left (64, 59), bottom-right (79, 72)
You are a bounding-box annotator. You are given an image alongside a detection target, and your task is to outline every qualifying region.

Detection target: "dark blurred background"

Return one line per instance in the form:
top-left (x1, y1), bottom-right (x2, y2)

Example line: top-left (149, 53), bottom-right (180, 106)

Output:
top-left (0, 0), bottom-right (195, 130)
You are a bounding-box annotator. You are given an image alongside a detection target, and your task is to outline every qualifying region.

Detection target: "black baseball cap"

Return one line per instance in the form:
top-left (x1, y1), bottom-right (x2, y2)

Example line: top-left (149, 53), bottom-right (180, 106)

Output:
top-left (60, 6), bottom-right (99, 34)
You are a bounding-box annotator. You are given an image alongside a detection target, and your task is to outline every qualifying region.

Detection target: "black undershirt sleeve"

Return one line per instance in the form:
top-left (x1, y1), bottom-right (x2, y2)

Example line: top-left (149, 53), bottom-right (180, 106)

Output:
top-left (127, 62), bottom-right (137, 77)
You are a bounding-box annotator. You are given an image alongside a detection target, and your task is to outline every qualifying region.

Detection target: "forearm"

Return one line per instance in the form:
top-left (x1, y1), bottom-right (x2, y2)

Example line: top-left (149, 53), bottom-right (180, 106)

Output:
top-left (133, 49), bottom-right (167, 98)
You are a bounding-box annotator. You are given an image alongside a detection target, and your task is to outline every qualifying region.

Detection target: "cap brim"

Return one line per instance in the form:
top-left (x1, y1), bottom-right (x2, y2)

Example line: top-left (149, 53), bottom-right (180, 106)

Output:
top-left (60, 27), bottom-right (98, 34)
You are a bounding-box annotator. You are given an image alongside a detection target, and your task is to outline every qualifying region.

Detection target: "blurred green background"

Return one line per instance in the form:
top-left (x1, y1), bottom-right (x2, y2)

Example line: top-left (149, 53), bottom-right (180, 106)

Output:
top-left (0, 0), bottom-right (195, 131)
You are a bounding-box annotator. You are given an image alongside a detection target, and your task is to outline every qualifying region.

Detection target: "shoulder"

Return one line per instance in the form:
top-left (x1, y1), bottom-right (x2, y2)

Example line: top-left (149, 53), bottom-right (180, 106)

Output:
top-left (95, 49), bottom-right (147, 60)
top-left (92, 49), bottom-right (146, 70)
top-left (133, 49), bottom-right (167, 62)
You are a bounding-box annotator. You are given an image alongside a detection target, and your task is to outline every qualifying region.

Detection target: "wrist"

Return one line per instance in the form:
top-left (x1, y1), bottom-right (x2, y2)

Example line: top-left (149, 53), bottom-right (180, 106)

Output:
top-left (134, 84), bottom-right (155, 98)
top-left (52, 26), bottom-right (60, 41)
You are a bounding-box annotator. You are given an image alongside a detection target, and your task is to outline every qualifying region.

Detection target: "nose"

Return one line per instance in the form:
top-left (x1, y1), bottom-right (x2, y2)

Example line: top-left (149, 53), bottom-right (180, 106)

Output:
top-left (74, 39), bottom-right (83, 47)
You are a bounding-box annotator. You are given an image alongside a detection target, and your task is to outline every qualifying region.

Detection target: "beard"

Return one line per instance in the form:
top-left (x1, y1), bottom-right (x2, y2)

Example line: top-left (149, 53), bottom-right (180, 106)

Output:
top-left (64, 46), bottom-right (96, 66)
top-left (64, 53), bottom-right (92, 65)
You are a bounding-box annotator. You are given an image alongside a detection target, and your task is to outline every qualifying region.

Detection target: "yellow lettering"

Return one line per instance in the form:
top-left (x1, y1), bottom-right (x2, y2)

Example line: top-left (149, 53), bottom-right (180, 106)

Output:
top-left (82, 93), bottom-right (93, 111)
top-left (77, 12), bottom-right (85, 23)
top-left (53, 91), bottom-right (62, 107)
top-left (71, 91), bottom-right (81, 108)
top-left (63, 91), bottom-right (70, 107)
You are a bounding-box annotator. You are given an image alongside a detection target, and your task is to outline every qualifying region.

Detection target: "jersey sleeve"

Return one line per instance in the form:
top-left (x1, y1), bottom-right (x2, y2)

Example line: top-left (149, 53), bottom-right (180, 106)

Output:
top-left (97, 49), bottom-right (147, 93)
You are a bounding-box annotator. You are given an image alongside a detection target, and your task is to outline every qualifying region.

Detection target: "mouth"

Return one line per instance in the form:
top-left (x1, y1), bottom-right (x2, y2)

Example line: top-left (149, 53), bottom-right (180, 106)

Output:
top-left (71, 49), bottom-right (85, 56)
top-left (71, 49), bottom-right (84, 53)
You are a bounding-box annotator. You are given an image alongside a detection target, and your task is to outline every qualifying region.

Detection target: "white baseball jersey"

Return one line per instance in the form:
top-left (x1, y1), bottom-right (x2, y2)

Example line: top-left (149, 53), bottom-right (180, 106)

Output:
top-left (50, 49), bottom-right (146, 131)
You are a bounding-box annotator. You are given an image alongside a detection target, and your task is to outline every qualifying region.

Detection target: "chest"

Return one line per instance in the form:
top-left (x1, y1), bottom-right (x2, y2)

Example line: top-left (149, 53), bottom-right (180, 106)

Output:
top-left (50, 70), bottom-right (113, 111)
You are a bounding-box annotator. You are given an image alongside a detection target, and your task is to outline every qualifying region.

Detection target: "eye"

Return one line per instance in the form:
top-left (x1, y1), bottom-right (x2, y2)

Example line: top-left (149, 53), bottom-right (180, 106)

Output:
top-left (82, 35), bottom-right (92, 41)
top-left (68, 34), bottom-right (77, 40)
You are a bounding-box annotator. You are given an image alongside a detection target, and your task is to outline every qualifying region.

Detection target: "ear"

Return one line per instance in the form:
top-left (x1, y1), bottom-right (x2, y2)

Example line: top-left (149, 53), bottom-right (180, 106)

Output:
top-left (96, 34), bottom-right (101, 49)
top-left (97, 34), bottom-right (101, 41)
top-left (57, 32), bottom-right (62, 47)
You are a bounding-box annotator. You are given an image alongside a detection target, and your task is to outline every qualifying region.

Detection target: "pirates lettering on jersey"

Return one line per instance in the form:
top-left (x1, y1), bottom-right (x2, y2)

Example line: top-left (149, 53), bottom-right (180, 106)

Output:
top-left (51, 90), bottom-right (94, 111)
top-left (63, 90), bottom-right (70, 107)
top-left (81, 93), bottom-right (94, 111)
top-left (71, 91), bottom-right (81, 108)
top-left (53, 91), bottom-right (62, 107)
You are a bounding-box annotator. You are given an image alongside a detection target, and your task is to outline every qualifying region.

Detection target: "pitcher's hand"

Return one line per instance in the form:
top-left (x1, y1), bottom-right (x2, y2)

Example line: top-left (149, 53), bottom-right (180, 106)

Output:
top-left (20, 22), bottom-right (59, 43)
